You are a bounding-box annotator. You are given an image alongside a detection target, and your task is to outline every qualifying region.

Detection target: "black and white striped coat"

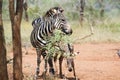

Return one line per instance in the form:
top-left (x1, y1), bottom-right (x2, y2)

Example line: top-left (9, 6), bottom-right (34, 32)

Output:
top-left (30, 12), bottom-right (72, 48)
top-left (30, 7), bottom-right (72, 78)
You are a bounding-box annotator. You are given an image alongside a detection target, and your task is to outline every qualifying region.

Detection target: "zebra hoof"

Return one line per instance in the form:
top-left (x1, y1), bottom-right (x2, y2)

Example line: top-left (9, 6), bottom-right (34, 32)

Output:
top-left (49, 68), bottom-right (55, 75)
top-left (36, 71), bottom-right (39, 76)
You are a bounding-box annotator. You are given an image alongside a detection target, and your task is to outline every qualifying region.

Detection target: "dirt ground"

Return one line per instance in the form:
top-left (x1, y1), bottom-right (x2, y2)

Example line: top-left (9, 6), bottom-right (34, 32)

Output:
top-left (8, 42), bottom-right (120, 80)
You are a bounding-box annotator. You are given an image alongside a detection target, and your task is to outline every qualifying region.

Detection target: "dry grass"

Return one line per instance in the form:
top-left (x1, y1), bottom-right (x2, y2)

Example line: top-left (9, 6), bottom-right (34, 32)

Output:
top-left (3, 17), bottom-right (120, 50)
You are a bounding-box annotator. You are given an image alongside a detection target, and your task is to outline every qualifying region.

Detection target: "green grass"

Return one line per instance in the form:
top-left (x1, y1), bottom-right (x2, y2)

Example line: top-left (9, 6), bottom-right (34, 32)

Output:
top-left (21, 20), bottom-right (33, 44)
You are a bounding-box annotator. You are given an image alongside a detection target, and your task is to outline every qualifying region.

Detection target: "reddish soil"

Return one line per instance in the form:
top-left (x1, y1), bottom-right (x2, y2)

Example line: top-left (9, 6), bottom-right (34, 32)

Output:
top-left (8, 42), bottom-right (120, 80)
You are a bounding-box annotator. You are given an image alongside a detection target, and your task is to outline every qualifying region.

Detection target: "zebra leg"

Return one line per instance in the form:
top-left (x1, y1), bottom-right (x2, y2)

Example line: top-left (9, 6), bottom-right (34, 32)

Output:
top-left (41, 49), bottom-right (47, 74)
top-left (72, 60), bottom-right (76, 79)
top-left (35, 48), bottom-right (41, 77)
top-left (72, 59), bottom-right (79, 80)
top-left (48, 57), bottom-right (55, 75)
top-left (59, 56), bottom-right (64, 78)
top-left (41, 56), bottom-right (48, 80)
top-left (44, 57), bottom-right (48, 74)
top-left (54, 55), bottom-right (58, 74)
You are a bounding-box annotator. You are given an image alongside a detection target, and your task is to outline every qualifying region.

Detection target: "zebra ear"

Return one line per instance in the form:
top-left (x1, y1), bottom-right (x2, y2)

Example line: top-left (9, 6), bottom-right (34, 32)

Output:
top-left (60, 9), bottom-right (64, 13)
top-left (51, 9), bottom-right (57, 13)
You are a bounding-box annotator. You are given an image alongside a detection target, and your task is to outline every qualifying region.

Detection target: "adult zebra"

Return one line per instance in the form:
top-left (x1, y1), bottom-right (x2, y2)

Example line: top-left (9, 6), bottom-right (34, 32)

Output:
top-left (30, 7), bottom-right (72, 78)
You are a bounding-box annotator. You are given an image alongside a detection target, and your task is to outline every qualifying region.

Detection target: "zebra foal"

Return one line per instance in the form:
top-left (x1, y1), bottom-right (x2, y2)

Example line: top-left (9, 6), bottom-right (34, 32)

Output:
top-left (53, 43), bottom-right (78, 79)
top-left (30, 7), bottom-right (72, 79)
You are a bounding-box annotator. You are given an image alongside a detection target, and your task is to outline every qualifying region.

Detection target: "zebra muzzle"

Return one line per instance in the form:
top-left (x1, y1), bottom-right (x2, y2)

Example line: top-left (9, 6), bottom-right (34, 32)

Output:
top-left (62, 28), bottom-right (72, 35)
top-left (68, 67), bottom-right (73, 72)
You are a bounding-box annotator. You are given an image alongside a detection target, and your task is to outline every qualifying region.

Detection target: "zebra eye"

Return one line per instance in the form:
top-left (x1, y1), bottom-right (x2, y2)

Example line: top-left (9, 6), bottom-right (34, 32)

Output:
top-left (61, 19), bottom-right (65, 21)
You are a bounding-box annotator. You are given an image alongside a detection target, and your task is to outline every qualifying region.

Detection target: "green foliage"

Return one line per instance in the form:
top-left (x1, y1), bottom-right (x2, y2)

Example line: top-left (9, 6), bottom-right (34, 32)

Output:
top-left (2, 0), bottom-right (120, 21)
top-left (27, 6), bottom-right (42, 20)
top-left (43, 30), bottom-right (71, 58)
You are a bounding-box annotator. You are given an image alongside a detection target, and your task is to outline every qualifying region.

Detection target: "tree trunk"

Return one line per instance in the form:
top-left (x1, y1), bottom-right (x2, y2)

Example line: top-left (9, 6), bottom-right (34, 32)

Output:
top-left (12, 15), bottom-right (23, 80)
top-left (98, 0), bottom-right (104, 17)
top-left (9, 0), bottom-right (23, 80)
top-left (79, 0), bottom-right (85, 26)
top-left (23, 0), bottom-right (29, 21)
top-left (0, 0), bottom-right (9, 80)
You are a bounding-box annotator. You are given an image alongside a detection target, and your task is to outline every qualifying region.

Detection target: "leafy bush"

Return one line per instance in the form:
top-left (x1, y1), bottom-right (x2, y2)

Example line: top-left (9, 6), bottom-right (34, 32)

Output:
top-left (43, 30), bottom-right (71, 59)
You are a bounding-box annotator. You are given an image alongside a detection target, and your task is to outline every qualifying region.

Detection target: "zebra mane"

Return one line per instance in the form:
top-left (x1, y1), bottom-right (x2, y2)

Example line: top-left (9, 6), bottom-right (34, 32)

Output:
top-left (43, 7), bottom-right (64, 19)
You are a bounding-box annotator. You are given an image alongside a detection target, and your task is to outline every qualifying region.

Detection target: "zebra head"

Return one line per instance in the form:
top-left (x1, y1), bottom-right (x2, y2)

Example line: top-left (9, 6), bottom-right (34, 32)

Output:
top-left (53, 13), bottom-right (73, 35)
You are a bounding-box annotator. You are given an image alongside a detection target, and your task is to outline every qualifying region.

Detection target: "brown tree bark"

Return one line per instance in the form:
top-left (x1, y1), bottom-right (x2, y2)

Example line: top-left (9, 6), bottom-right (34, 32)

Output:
top-left (79, 0), bottom-right (85, 26)
top-left (0, 0), bottom-right (9, 80)
top-left (9, 0), bottom-right (23, 80)
top-left (23, 0), bottom-right (29, 21)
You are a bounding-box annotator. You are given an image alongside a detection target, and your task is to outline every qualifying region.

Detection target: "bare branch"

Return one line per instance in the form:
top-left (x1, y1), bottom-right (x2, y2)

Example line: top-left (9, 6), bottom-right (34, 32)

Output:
top-left (73, 24), bottom-right (94, 42)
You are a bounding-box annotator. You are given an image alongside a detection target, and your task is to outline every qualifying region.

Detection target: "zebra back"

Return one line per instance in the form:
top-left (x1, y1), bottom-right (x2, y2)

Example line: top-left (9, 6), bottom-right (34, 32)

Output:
top-left (32, 7), bottom-right (64, 28)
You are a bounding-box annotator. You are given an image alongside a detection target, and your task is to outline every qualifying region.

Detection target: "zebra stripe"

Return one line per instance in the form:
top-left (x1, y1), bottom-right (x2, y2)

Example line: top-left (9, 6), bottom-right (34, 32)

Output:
top-left (31, 12), bottom-right (72, 48)
top-left (32, 17), bottom-right (42, 28)
top-left (32, 7), bottom-right (64, 28)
